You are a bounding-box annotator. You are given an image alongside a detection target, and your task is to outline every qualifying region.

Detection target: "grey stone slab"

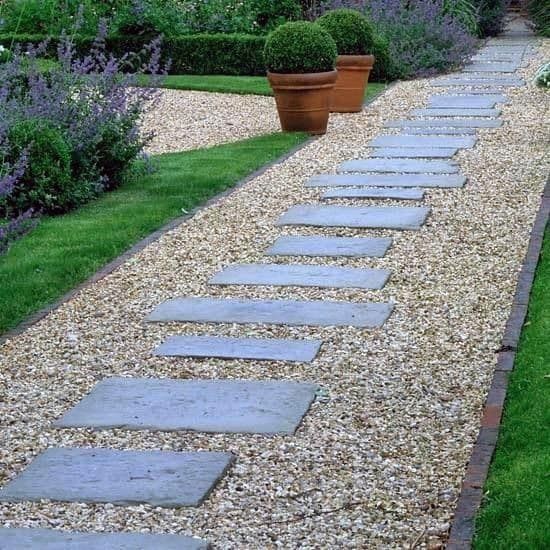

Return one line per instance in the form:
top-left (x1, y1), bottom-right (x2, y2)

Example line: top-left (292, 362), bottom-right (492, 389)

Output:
top-left (322, 187), bottom-right (425, 200)
top-left (0, 448), bottom-right (234, 507)
top-left (428, 95), bottom-right (507, 107)
top-left (154, 335), bottom-right (321, 362)
top-left (402, 128), bottom-right (477, 135)
top-left (306, 173), bottom-right (466, 188)
top-left (55, 378), bottom-right (319, 435)
top-left (432, 78), bottom-right (525, 87)
top-left (266, 235), bottom-right (392, 258)
top-left (369, 134), bottom-right (476, 148)
top-left (385, 119), bottom-right (502, 128)
top-left (147, 297), bottom-right (393, 328)
top-left (209, 263), bottom-right (390, 290)
top-left (463, 62), bottom-right (519, 72)
top-left (447, 89), bottom-right (511, 96)
top-left (339, 158), bottom-right (458, 174)
top-left (278, 205), bottom-right (430, 230)
top-left (369, 147), bottom-right (458, 158)
top-left (0, 528), bottom-right (208, 550)
top-left (411, 108), bottom-right (500, 117)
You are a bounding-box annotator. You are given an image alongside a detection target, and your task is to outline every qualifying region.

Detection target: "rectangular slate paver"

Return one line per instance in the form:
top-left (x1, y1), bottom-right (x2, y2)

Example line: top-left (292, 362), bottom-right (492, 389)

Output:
top-left (277, 205), bottom-right (430, 230)
top-left (55, 378), bottom-right (320, 435)
top-left (339, 158), bottom-right (459, 174)
top-left (265, 235), bottom-right (392, 258)
top-left (411, 108), bottom-right (500, 117)
top-left (432, 78), bottom-right (525, 87)
top-left (154, 335), bottom-right (322, 362)
top-left (428, 95), bottom-right (507, 107)
top-left (209, 263), bottom-right (390, 290)
top-left (0, 448), bottom-right (234, 507)
top-left (463, 63), bottom-right (519, 72)
top-left (322, 187), bottom-right (425, 200)
top-left (385, 119), bottom-right (502, 128)
top-left (306, 173), bottom-right (466, 188)
top-left (402, 128), bottom-right (477, 135)
top-left (0, 528), bottom-right (209, 550)
top-left (369, 147), bottom-right (458, 158)
top-left (369, 134), bottom-right (476, 148)
top-left (147, 297), bottom-right (393, 328)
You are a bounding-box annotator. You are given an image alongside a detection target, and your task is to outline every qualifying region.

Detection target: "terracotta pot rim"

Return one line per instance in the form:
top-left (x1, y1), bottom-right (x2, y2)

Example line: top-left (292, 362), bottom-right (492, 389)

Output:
top-left (336, 54), bottom-right (375, 70)
top-left (267, 70), bottom-right (338, 89)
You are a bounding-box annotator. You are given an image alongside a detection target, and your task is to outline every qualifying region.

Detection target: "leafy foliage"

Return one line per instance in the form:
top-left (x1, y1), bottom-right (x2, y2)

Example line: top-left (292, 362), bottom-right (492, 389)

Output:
top-left (528, 0), bottom-right (550, 37)
top-left (264, 21), bottom-right (337, 74)
top-left (534, 62), bottom-right (550, 88)
top-left (475, 0), bottom-right (507, 37)
top-left (317, 8), bottom-right (376, 55)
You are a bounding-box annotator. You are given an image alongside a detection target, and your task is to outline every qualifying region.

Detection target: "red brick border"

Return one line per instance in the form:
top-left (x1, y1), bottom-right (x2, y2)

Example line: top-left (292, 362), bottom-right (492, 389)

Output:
top-left (447, 176), bottom-right (550, 549)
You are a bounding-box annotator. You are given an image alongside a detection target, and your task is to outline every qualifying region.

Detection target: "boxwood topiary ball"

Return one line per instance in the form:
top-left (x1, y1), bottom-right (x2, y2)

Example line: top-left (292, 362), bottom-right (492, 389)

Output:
top-left (264, 21), bottom-right (337, 74)
top-left (317, 8), bottom-right (376, 56)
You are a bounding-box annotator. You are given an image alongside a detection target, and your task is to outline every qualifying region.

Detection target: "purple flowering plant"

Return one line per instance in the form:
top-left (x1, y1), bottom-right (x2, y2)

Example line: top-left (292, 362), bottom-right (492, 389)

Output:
top-left (0, 16), bottom-right (164, 254)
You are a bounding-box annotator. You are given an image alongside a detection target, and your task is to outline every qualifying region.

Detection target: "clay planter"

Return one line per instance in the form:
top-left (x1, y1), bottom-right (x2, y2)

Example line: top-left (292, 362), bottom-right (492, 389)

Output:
top-left (330, 54), bottom-right (375, 113)
top-left (267, 70), bottom-right (337, 135)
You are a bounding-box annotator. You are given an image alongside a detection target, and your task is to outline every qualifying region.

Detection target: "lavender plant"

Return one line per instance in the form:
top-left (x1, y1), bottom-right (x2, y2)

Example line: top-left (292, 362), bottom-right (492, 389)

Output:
top-left (0, 19), bottom-right (162, 253)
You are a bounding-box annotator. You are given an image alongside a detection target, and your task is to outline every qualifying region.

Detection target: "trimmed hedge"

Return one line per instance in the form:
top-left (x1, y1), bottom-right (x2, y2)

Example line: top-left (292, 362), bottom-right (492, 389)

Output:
top-left (0, 31), bottom-right (392, 80)
top-left (317, 9), bottom-right (376, 56)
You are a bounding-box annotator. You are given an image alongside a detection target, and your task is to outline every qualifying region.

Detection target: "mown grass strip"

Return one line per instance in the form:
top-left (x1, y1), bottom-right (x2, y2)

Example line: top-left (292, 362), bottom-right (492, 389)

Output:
top-left (474, 227), bottom-right (550, 549)
top-left (139, 74), bottom-right (386, 100)
top-left (0, 131), bottom-right (307, 335)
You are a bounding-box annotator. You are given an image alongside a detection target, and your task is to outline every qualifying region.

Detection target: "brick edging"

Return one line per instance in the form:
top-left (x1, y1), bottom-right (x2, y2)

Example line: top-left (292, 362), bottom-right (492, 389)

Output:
top-left (446, 175), bottom-right (550, 549)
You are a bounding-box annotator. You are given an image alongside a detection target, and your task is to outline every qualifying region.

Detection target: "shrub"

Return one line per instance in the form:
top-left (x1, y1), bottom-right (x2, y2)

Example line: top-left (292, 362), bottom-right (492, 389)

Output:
top-left (443, 0), bottom-right (479, 35)
top-left (3, 118), bottom-right (95, 215)
top-left (316, 8), bottom-right (376, 55)
top-left (528, 0), bottom-right (550, 37)
top-left (534, 62), bottom-right (550, 88)
top-left (475, 0), bottom-right (507, 37)
top-left (264, 21), bottom-right (337, 74)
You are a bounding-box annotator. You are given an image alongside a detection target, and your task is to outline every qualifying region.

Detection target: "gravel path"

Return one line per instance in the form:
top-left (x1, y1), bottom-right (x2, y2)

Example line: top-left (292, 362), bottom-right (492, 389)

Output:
top-left (0, 35), bottom-right (549, 549)
top-left (142, 89), bottom-right (279, 154)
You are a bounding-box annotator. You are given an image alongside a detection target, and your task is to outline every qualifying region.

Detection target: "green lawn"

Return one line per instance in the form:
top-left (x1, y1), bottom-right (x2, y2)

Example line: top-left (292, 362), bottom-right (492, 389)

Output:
top-left (140, 74), bottom-right (386, 100)
top-left (474, 227), bottom-right (550, 549)
top-left (0, 131), bottom-right (307, 335)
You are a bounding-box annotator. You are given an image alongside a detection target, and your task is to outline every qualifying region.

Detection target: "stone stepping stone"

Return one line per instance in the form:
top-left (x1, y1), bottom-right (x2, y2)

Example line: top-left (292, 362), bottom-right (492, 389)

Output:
top-left (0, 528), bottom-right (208, 550)
top-left (339, 159), bottom-right (458, 174)
top-left (0, 448), bottom-right (234, 507)
top-left (432, 78), bottom-right (524, 87)
top-left (322, 187), bottom-right (425, 200)
top-left (147, 297), bottom-right (393, 328)
top-left (447, 89), bottom-right (511, 96)
top-left (306, 173), bottom-right (466, 188)
top-left (411, 108), bottom-right (500, 117)
top-left (403, 128), bottom-right (477, 135)
top-left (209, 263), bottom-right (390, 290)
top-left (369, 147), bottom-right (458, 158)
top-left (385, 119), bottom-right (502, 129)
top-left (55, 378), bottom-right (320, 435)
top-left (266, 235), bottom-right (392, 258)
top-left (428, 95), bottom-right (507, 108)
top-left (154, 335), bottom-right (322, 362)
top-left (369, 134), bottom-right (476, 148)
top-left (277, 205), bottom-right (430, 230)
top-left (463, 63), bottom-right (519, 72)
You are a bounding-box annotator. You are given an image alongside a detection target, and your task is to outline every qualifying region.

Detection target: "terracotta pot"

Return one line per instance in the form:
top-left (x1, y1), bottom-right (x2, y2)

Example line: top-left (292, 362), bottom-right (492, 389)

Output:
top-left (267, 70), bottom-right (337, 135)
top-left (330, 54), bottom-right (375, 113)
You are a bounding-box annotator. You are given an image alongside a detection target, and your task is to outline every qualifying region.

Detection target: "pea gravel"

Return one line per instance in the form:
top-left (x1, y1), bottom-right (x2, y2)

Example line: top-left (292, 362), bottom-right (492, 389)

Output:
top-left (0, 38), bottom-right (548, 548)
top-left (142, 89), bottom-right (279, 154)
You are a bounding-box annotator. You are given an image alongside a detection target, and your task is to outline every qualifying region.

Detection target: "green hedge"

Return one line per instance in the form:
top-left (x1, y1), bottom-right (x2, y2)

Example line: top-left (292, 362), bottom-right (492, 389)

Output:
top-left (0, 32), bottom-right (391, 80)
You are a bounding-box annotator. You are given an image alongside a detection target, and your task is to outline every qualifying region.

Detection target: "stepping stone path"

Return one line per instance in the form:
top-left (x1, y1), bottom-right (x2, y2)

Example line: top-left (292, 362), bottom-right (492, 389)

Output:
top-left (0, 529), bottom-right (209, 550)
top-left (265, 235), bottom-right (392, 258)
top-left (307, 173), bottom-right (466, 188)
top-left (2, 22), bottom-right (533, 546)
top-left (210, 263), bottom-right (391, 290)
top-left (277, 205), bottom-right (430, 230)
top-left (55, 378), bottom-right (319, 435)
top-left (148, 297), bottom-right (394, 328)
top-left (155, 335), bottom-right (322, 362)
top-left (0, 448), bottom-right (234, 507)
top-left (322, 188), bottom-right (425, 200)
